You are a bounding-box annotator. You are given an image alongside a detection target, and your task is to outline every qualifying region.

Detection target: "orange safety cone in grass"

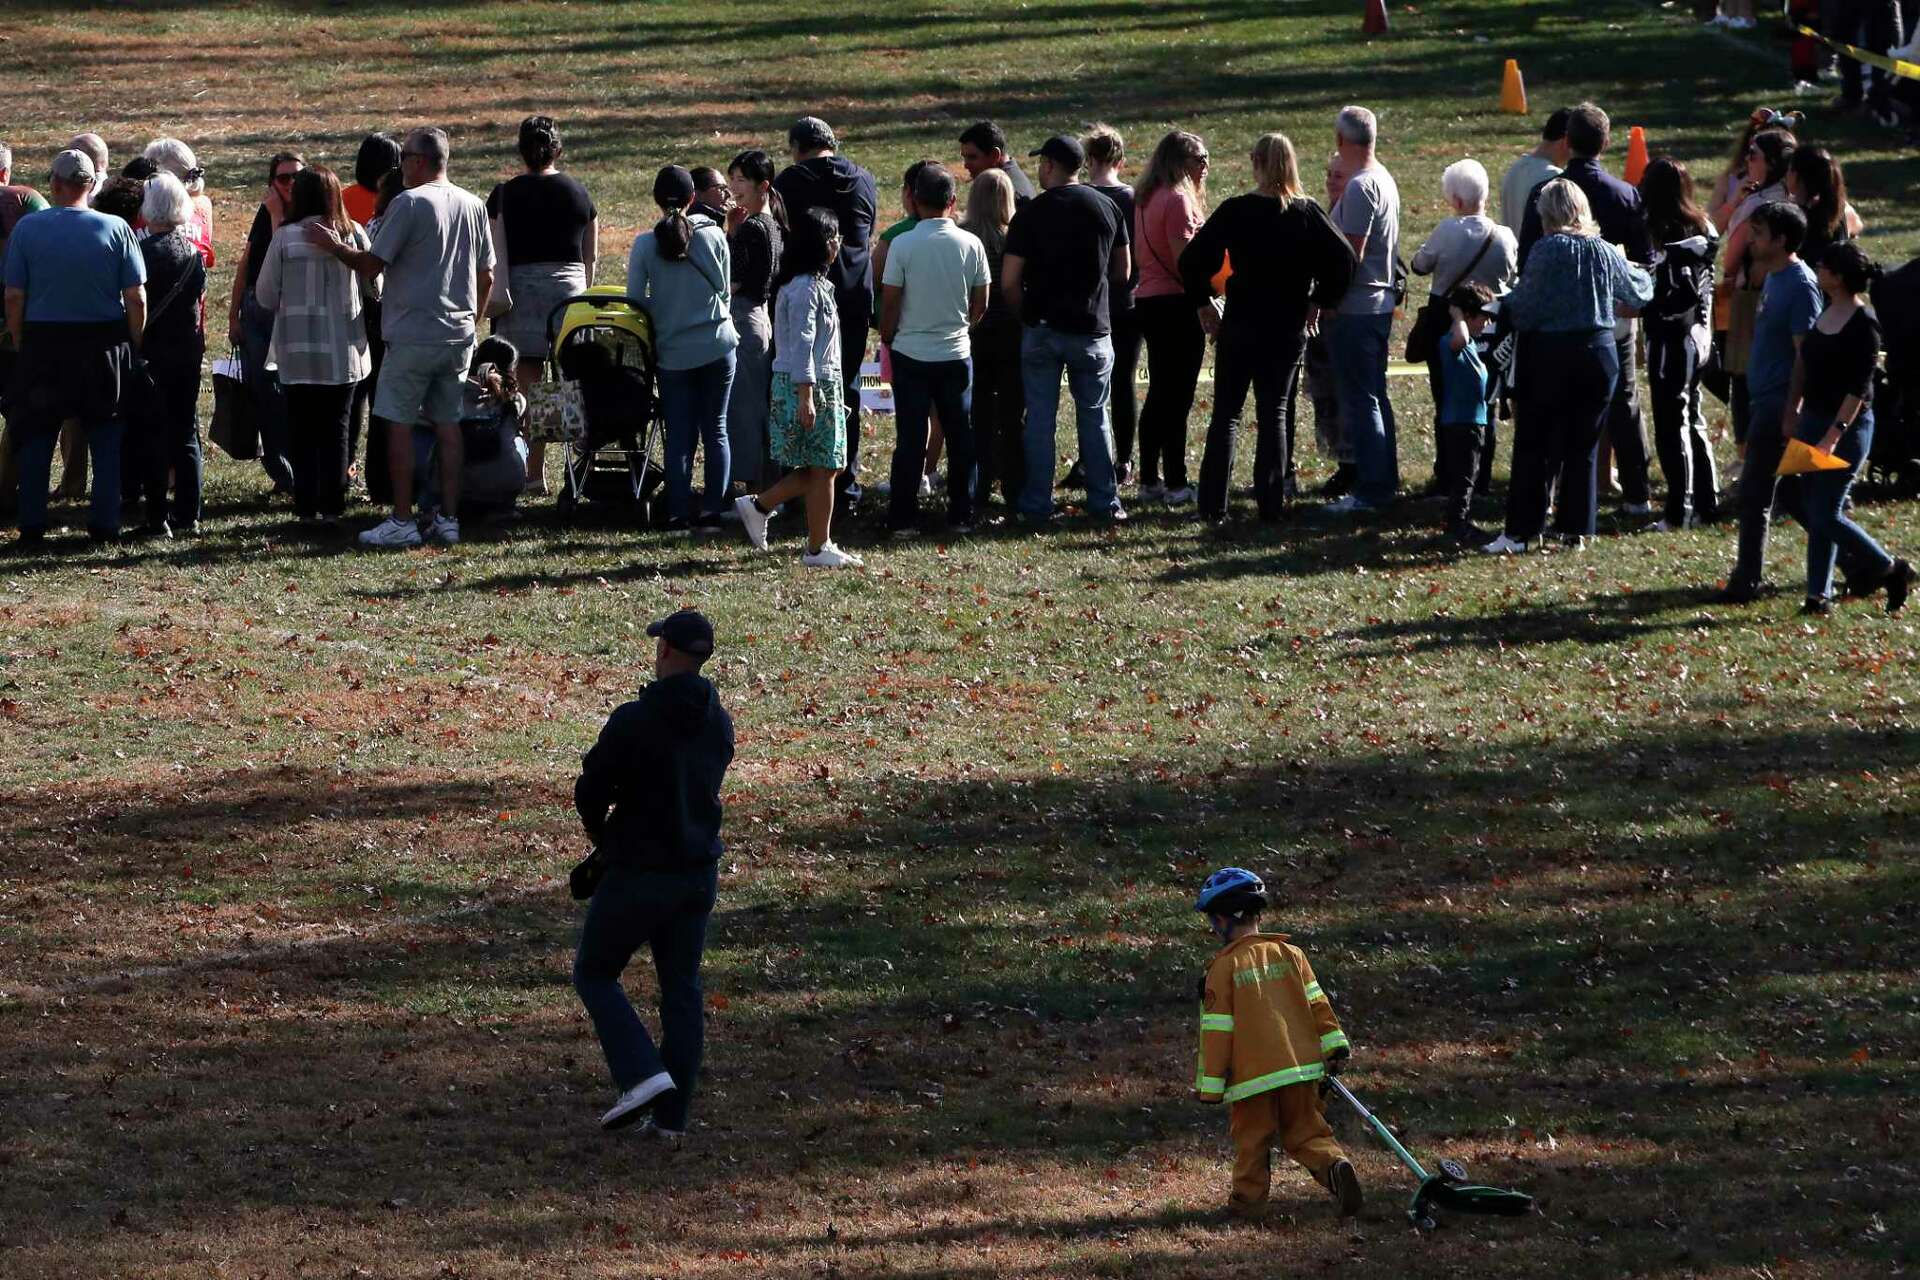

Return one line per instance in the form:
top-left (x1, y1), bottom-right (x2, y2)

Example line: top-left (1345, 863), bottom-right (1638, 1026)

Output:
top-left (1499, 59), bottom-right (1528, 114)
top-left (1775, 438), bottom-right (1851, 476)
top-left (1363, 0), bottom-right (1389, 36)
top-left (1624, 126), bottom-right (1650, 186)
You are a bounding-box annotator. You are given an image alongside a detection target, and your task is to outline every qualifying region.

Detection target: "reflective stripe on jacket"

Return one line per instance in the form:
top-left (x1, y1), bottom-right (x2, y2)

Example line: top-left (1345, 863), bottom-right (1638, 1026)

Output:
top-left (1194, 932), bottom-right (1350, 1104)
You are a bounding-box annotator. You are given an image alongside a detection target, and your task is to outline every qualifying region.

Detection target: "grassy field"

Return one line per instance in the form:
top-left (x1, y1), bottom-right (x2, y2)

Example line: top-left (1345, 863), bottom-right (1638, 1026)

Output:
top-left (2, 1), bottom-right (1918, 1277)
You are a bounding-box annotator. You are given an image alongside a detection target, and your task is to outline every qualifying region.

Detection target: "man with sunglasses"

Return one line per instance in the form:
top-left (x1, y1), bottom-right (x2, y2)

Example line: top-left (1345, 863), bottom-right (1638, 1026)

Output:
top-left (307, 126), bottom-right (494, 548)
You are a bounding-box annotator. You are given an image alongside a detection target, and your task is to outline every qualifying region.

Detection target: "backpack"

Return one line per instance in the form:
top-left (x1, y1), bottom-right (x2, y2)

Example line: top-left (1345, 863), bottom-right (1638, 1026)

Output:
top-left (1648, 234), bottom-right (1717, 328)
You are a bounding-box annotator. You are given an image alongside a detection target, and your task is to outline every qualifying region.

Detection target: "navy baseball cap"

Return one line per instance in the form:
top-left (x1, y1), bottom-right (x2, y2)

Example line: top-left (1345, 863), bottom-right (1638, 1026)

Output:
top-left (647, 609), bottom-right (715, 658)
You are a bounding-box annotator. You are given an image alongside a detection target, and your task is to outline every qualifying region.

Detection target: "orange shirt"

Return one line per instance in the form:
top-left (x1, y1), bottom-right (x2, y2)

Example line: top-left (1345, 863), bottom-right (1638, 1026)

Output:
top-left (342, 183), bottom-right (378, 228)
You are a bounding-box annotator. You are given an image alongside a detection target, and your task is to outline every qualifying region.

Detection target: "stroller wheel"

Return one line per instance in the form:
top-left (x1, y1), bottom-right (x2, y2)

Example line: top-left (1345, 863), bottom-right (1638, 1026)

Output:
top-left (1437, 1158), bottom-right (1469, 1185)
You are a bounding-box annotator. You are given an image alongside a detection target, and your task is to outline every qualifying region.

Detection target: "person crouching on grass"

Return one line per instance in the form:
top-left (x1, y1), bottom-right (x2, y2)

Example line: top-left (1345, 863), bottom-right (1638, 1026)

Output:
top-left (572, 610), bottom-right (735, 1141)
top-left (1193, 867), bottom-right (1363, 1222)
top-left (1434, 283), bottom-right (1496, 547)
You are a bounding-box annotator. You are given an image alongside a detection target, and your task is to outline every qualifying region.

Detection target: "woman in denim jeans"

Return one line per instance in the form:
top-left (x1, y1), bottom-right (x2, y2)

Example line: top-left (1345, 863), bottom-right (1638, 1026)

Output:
top-left (1779, 243), bottom-right (1913, 614)
top-left (627, 166), bottom-right (738, 531)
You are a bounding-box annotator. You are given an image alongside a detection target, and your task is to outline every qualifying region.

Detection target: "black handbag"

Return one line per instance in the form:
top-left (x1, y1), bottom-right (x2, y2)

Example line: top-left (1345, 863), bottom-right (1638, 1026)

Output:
top-left (1405, 230), bottom-right (1496, 364)
top-left (209, 353), bottom-right (258, 460)
top-left (569, 847), bottom-right (607, 901)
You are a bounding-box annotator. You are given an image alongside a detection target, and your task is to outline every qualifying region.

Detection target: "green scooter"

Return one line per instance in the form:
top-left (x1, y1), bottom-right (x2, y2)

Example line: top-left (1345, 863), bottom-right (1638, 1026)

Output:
top-left (1324, 1077), bottom-right (1535, 1230)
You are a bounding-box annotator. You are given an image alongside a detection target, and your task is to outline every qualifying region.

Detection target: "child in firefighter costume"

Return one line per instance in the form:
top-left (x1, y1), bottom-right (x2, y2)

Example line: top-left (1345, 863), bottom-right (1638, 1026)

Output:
top-left (1193, 867), bottom-right (1364, 1219)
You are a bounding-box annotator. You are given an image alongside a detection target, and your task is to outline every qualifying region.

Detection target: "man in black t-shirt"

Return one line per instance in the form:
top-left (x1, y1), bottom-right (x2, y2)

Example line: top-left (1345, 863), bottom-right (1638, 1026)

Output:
top-left (1002, 134), bottom-right (1130, 525)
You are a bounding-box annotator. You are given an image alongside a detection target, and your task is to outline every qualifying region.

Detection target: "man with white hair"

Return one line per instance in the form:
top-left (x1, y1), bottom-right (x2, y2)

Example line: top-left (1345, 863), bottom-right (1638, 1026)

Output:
top-left (1410, 157), bottom-right (1517, 499)
top-left (1321, 105), bottom-right (1403, 515)
top-left (66, 133), bottom-right (109, 199)
top-left (306, 125), bottom-right (493, 548)
top-left (3, 149), bottom-right (146, 546)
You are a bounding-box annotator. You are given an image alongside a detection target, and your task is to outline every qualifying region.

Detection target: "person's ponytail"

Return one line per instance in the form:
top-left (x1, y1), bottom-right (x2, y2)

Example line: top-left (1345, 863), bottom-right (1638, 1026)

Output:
top-left (655, 206), bottom-right (693, 262)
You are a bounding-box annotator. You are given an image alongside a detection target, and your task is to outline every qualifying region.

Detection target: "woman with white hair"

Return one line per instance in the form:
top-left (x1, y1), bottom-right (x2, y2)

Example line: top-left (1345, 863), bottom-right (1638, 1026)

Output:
top-left (1410, 157), bottom-right (1517, 498)
top-left (135, 172), bottom-right (209, 536)
top-left (142, 137), bottom-right (214, 265)
top-left (1484, 178), bottom-right (1651, 554)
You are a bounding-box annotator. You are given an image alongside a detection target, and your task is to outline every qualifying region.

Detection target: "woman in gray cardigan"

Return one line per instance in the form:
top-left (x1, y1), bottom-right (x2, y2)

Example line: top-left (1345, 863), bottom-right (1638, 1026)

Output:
top-left (731, 207), bottom-right (862, 568)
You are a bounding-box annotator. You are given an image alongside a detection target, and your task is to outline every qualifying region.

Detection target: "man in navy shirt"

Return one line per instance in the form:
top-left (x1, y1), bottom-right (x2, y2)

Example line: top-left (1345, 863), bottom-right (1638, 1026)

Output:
top-left (1518, 103), bottom-right (1654, 517)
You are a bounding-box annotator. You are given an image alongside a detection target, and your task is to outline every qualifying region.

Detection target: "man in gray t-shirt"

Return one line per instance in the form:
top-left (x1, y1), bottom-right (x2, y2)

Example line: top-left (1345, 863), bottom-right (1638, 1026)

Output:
top-left (1322, 106), bottom-right (1402, 513)
top-left (310, 126), bottom-right (495, 548)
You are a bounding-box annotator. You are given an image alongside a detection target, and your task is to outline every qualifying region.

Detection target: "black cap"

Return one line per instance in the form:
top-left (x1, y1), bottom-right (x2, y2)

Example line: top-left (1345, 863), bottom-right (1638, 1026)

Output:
top-left (647, 609), bottom-right (715, 658)
top-left (1030, 134), bottom-right (1085, 172)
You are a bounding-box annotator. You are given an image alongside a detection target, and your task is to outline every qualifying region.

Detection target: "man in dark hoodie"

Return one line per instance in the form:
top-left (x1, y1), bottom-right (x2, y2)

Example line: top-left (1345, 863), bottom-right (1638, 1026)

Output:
top-left (774, 116), bottom-right (878, 517)
top-left (573, 609), bottom-right (736, 1140)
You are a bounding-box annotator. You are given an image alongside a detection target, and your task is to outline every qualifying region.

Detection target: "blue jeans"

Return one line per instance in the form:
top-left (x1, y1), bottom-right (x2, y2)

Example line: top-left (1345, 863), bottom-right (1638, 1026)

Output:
top-left (1327, 311), bottom-right (1398, 507)
top-left (1019, 325), bottom-right (1117, 520)
top-left (572, 861), bottom-right (717, 1132)
top-left (1799, 406), bottom-right (1893, 602)
top-left (14, 420), bottom-right (123, 535)
top-left (888, 351), bottom-right (975, 529)
top-left (658, 352), bottom-right (736, 523)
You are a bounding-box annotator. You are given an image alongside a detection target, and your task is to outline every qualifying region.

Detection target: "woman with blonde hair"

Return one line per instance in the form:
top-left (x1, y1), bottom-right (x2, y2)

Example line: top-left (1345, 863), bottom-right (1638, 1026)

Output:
top-left (141, 137), bottom-right (214, 265)
top-left (1179, 133), bottom-right (1355, 521)
top-left (1485, 178), bottom-right (1652, 553)
top-left (1131, 129), bottom-right (1210, 503)
top-left (961, 167), bottom-right (1024, 506)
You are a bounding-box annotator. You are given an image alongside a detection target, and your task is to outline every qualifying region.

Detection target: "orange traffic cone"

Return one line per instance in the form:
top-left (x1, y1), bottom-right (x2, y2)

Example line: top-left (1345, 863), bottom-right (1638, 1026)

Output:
top-left (1500, 59), bottom-right (1528, 114)
top-left (1624, 126), bottom-right (1649, 186)
top-left (1363, 0), bottom-right (1389, 36)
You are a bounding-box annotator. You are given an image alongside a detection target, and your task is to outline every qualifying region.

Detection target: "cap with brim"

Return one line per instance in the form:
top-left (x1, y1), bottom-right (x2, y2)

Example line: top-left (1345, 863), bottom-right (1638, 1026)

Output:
top-left (1030, 134), bottom-right (1086, 172)
top-left (789, 116), bottom-right (836, 151)
top-left (51, 149), bottom-right (96, 185)
top-left (647, 609), bottom-right (716, 657)
top-left (653, 165), bottom-right (696, 208)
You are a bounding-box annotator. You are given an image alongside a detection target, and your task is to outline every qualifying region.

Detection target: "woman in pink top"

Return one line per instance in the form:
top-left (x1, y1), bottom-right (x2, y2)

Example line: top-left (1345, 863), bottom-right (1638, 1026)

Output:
top-left (1132, 131), bottom-right (1209, 502)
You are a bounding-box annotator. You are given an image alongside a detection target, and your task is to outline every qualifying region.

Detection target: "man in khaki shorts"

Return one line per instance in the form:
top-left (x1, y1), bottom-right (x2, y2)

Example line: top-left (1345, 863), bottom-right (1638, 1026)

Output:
top-left (306, 126), bottom-right (493, 547)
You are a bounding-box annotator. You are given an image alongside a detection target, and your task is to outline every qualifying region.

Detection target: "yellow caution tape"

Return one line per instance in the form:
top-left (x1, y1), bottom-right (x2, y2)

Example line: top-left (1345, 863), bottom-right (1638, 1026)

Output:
top-left (1786, 6), bottom-right (1920, 81)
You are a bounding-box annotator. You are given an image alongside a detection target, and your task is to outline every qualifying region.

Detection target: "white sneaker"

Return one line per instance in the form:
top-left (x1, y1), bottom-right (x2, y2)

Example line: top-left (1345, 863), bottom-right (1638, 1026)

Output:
top-left (734, 494), bottom-right (771, 550)
top-left (1163, 486), bottom-right (1195, 506)
top-left (918, 473), bottom-right (934, 498)
top-left (1648, 515), bottom-right (1698, 533)
top-left (802, 541), bottom-right (864, 568)
top-left (359, 515), bottom-right (423, 549)
top-left (601, 1070), bottom-right (676, 1131)
top-left (633, 1118), bottom-right (686, 1146)
top-left (1481, 533), bottom-right (1532, 555)
top-left (1323, 494), bottom-right (1375, 515)
top-left (429, 513), bottom-right (460, 545)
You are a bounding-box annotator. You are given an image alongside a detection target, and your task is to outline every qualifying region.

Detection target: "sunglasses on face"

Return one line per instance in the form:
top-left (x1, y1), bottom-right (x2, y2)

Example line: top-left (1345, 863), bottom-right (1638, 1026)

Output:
top-left (273, 172), bottom-right (298, 185)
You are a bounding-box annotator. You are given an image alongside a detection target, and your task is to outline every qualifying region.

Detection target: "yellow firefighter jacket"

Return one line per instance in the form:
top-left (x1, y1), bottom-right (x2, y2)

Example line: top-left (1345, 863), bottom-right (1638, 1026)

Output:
top-left (1194, 932), bottom-right (1350, 1104)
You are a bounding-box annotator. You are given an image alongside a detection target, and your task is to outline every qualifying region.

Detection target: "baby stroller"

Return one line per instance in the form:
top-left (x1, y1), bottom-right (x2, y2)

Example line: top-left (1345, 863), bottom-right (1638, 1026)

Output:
top-left (526, 288), bottom-right (664, 519)
top-left (1868, 255), bottom-right (1920, 498)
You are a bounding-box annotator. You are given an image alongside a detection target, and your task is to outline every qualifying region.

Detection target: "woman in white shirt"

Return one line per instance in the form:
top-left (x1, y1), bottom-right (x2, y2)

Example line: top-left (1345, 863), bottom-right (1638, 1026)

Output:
top-left (255, 166), bottom-right (375, 526)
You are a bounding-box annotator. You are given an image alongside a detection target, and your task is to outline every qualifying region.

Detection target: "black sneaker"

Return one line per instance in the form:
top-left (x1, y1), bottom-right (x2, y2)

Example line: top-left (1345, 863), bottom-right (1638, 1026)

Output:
top-left (1714, 580), bottom-right (1763, 605)
top-left (1887, 559), bottom-right (1915, 615)
top-left (1450, 522), bottom-right (1493, 548)
top-left (1059, 458), bottom-right (1088, 490)
top-left (1318, 464), bottom-right (1357, 498)
top-left (1799, 597), bottom-right (1832, 617)
top-left (1326, 1159), bottom-right (1364, 1217)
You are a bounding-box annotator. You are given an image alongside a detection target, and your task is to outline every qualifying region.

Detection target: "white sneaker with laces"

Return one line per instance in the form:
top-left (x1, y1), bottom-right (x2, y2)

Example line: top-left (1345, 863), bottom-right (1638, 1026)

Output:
top-left (1481, 533), bottom-right (1531, 555)
top-left (734, 494), bottom-right (771, 550)
top-left (1162, 486), bottom-right (1195, 506)
top-left (359, 515), bottom-right (423, 549)
top-left (601, 1070), bottom-right (676, 1131)
top-left (802, 541), bottom-right (864, 568)
top-left (429, 513), bottom-right (460, 545)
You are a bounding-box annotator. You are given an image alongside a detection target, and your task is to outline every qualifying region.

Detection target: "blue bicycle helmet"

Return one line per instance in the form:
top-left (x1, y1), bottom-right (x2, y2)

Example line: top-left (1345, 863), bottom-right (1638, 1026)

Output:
top-left (1195, 867), bottom-right (1268, 915)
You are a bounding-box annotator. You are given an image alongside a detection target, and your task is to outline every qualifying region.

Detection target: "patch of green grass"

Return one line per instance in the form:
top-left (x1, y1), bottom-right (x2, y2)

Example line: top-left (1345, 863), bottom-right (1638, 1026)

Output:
top-left (0, 2), bottom-right (1916, 1278)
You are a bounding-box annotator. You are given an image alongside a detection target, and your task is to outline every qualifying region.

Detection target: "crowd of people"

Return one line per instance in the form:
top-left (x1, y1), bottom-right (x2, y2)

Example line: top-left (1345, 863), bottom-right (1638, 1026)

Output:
top-left (0, 98), bottom-right (1911, 610)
